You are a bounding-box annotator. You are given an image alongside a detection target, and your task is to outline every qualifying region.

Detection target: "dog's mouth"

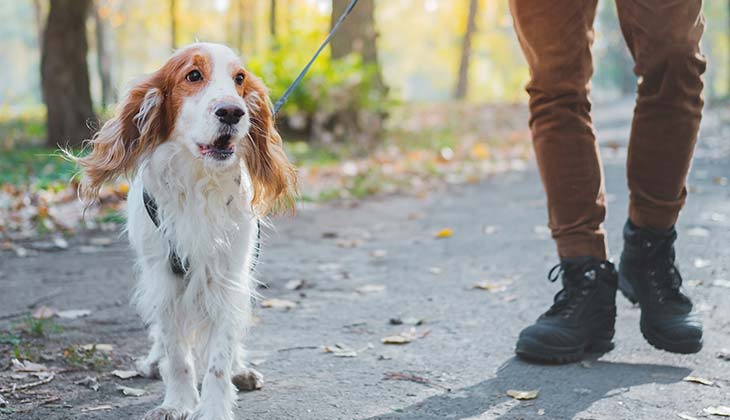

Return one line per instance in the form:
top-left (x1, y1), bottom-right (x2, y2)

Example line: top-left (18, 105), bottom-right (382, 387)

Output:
top-left (198, 134), bottom-right (235, 161)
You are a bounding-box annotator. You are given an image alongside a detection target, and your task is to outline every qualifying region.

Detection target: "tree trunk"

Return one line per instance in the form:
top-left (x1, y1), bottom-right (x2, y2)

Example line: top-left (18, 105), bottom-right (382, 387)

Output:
top-left (41, 0), bottom-right (95, 148)
top-left (330, 0), bottom-right (383, 87)
top-left (171, 0), bottom-right (178, 49)
top-left (94, 2), bottom-right (113, 109)
top-left (454, 0), bottom-right (479, 100)
top-left (269, 0), bottom-right (277, 40)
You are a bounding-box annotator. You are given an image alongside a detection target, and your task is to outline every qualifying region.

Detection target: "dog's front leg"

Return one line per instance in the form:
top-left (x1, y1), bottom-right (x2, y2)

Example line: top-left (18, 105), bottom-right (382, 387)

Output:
top-left (143, 308), bottom-right (199, 420)
top-left (190, 320), bottom-right (239, 420)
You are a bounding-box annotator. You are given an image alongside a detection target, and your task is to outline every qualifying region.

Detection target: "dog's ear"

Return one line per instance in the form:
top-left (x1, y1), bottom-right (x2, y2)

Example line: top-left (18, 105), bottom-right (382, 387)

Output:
top-left (242, 72), bottom-right (297, 215)
top-left (78, 74), bottom-right (165, 201)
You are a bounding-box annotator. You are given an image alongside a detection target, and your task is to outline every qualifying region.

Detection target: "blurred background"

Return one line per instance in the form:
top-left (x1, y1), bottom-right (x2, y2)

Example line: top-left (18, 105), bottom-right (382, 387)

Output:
top-left (0, 0), bottom-right (729, 243)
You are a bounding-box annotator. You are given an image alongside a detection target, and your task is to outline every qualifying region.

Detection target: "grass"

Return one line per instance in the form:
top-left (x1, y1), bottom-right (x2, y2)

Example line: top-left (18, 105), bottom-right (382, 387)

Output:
top-left (0, 146), bottom-right (78, 186)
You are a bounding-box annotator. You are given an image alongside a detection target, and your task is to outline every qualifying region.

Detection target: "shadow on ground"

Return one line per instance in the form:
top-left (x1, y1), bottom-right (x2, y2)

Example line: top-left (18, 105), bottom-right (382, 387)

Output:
top-left (366, 357), bottom-right (691, 419)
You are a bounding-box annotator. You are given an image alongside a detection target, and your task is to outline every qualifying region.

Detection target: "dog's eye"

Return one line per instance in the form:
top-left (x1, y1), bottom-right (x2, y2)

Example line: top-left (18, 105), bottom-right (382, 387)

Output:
top-left (235, 73), bottom-right (245, 86)
top-left (186, 70), bottom-right (203, 82)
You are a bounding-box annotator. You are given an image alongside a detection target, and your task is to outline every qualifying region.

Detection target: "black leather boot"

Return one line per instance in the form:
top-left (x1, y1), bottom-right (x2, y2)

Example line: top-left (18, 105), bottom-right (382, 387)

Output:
top-left (619, 220), bottom-right (702, 354)
top-left (515, 260), bottom-right (617, 363)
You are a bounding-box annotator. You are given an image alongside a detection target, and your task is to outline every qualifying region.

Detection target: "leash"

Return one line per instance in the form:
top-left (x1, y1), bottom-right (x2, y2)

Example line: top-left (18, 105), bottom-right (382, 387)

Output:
top-left (272, 0), bottom-right (360, 115)
top-left (144, 0), bottom-right (360, 276)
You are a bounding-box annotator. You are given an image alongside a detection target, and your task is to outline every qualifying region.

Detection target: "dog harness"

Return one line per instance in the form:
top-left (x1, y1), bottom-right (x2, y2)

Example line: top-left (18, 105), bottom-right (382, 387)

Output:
top-left (142, 188), bottom-right (261, 276)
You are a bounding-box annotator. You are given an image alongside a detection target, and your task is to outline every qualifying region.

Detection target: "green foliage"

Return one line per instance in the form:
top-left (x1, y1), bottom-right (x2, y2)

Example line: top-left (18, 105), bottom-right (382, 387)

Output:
top-left (61, 344), bottom-right (110, 371)
top-left (17, 315), bottom-right (63, 338)
top-left (0, 145), bottom-right (78, 186)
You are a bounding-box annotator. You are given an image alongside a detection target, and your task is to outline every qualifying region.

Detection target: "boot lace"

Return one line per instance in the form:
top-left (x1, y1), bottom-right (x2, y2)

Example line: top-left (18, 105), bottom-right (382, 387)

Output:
top-left (641, 231), bottom-right (688, 304)
top-left (544, 261), bottom-right (599, 318)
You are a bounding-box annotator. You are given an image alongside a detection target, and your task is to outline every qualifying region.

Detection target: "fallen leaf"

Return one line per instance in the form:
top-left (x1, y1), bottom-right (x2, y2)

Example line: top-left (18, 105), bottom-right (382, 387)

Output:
top-left (336, 239), bottom-right (362, 248)
top-left (704, 406), bottom-right (730, 417)
top-left (117, 385), bottom-right (146, 397)
top-left (80, 343), bottom-right (114, 353)
top-left (32, 305), bottom-right (57, 320)
top-left (112, 369), bottom-right (140, 379)
top-left (75, 376), bottom-right (100, 391)
top-left (11, 359), bottom-right (47, 372)
top-left (0, 394), bottom-right (6, 408)
top-left (677, 413), bottom-right (699, 420)
top-left (717, 350), bottom-right (730, 361)
top-left (260, 298), bottom-right (297, 310)
top-left (356, 284), bottom-right (386, 294)
top-left (473, 282), bottom-right (508, 293)
top-left (693, 258), bottom-right (711, 268)
top-left (58, 309), bottom-right (92, 319)
top-left (483, 225), bottom-right (498, 235)
top-left (538, 409), bottom-right (546, 416)
top-left (371, 249), bottom-right (388, 259)
top-left (434, 228), bottom-right (453, 239)
top-left (683, 376), bottom-right (714, 386)
top-left (82, 405), bottom-right (113, 412)
top-left (507, 389), bottom-right (539, 400)
top-left (323, 344), bottom-right (358, 358)
top-left (382, 335), bottom-right (412, 345)
top-left (285, 279), bottom-right (307, 290)
top-left (713, 279), bottom-right (730, 289)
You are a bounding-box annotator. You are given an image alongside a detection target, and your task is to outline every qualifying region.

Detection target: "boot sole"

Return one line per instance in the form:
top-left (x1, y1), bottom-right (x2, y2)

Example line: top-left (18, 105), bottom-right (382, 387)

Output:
top-left (618, 273), bottom-right (703, 354)
top-left (515, 334), bottom-right (615, 364)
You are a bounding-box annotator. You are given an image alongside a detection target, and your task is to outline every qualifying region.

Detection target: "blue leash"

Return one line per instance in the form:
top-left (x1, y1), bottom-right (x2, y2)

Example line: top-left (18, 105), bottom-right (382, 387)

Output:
top-left (272, 0), bottom-right (360, 115)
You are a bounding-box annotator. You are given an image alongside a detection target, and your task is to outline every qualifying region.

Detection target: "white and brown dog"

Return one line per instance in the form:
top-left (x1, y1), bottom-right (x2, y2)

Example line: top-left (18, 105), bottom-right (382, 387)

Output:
top-left (78, 43), bottom-right (296, 420)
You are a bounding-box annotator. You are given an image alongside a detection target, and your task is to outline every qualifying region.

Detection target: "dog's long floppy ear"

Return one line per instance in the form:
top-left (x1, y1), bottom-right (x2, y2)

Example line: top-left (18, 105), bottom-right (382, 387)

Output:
top-left (242, 72), bottom-right (297, 215)
top-left (78, 74), bottom-right (165, 201)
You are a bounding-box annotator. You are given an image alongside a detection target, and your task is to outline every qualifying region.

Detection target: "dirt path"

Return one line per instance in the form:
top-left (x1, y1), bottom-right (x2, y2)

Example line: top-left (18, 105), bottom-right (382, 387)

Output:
top-left (2, 105), bottom-right (730, 420)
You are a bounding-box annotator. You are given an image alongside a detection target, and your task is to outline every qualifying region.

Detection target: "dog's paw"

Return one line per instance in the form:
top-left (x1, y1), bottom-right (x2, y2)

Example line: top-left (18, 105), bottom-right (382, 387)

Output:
top-left (188, 406), bottom-right (234, 420)
top-left (232, 367), bottom-right (263, 392)
top-left (142, 406), bottom-right (190, 420)
top-left (136, 358), bottom-right (161, 380)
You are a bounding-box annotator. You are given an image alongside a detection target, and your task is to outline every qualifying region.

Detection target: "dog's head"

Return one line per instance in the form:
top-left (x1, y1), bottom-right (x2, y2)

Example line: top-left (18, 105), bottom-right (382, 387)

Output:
top-left (79, 42), bottom-right (296, 215)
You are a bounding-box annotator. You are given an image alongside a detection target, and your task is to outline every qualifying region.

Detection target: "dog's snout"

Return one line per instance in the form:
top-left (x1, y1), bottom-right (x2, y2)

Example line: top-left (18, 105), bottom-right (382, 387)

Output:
top-left (214, 103), bottom-right (245, 125)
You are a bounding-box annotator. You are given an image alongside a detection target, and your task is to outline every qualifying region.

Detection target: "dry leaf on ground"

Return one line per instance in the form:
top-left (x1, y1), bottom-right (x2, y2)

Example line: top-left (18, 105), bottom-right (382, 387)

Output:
top-left (112, 369), bottom-right (140, 379)
top-left (683, 376), bottom-right (714, 386)
top-left (704, 406), bottom-right (730, 417)
top-left (506, 389), bottom-right (539, 400)
top-left (117, 385), bottom-right (146, 397)
top-left (81, 405), bottom-right (113, 412)
top-left (676, 414), bottom-right (699, 420)
top-left (713, 279), bottom-right (730, 288)
top-left (260, 298), bottom-right (297, 310)
top-left (382, 335), bottom-right (412, 345)
top-left (11, 359), bottom-right (47, 372)
top-left (356, 284), bottom-right (386, 294)
top-left (80, 343), bottom-right (114, 353)
top-left (434, 228), bottom-right (453, 239)
top-left (473, 282), bottom-right (508, 293)
top-left (32, 306), bottom-right (57, 320)
top-left (58, 309), bottom-right (92, 319)
top-left (323, 344), bottom-right (358, 358)
top-left (75, 376), bottom-right (100, 391)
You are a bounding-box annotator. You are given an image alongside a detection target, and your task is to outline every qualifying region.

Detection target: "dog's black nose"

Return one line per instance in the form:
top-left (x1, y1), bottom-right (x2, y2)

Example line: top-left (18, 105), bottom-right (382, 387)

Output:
top-left (214, 104), bottom-right (245, 125)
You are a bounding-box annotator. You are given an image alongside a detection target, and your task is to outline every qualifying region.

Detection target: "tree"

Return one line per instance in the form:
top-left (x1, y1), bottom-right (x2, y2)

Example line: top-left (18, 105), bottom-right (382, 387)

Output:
top-left (94, 2), bottom-right (114, 109)
top-left (270, 0), bottom-right (277, 41)
top-left (41, 0), bottom-right (96, 148)
top-left (171, 0), bottom-right (178, 49)
top-left (330, 0), bottom-right (383, 88)
top-left (454, 0), bottom-right (479, 99)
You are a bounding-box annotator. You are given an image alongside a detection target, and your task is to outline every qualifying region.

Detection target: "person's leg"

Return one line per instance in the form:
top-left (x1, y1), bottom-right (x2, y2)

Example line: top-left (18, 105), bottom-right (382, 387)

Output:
top-left (510, 0), bottom-right (607, 261)
top-left (617, 0), bottom-right (706, 229)
top-left (616, 0), bottom-right (705, 354)
top-left (510, 0), bottom-right (618, 364)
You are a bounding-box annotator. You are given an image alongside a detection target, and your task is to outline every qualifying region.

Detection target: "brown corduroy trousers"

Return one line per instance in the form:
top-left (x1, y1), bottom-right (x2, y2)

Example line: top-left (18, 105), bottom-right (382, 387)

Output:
top-left (509, 0), bottom-right (706, 260)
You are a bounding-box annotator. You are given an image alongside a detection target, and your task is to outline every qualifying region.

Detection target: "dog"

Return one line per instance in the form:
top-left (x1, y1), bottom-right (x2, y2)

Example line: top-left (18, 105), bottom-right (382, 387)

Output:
top-left (78, 42), bottom-right (296, 420)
